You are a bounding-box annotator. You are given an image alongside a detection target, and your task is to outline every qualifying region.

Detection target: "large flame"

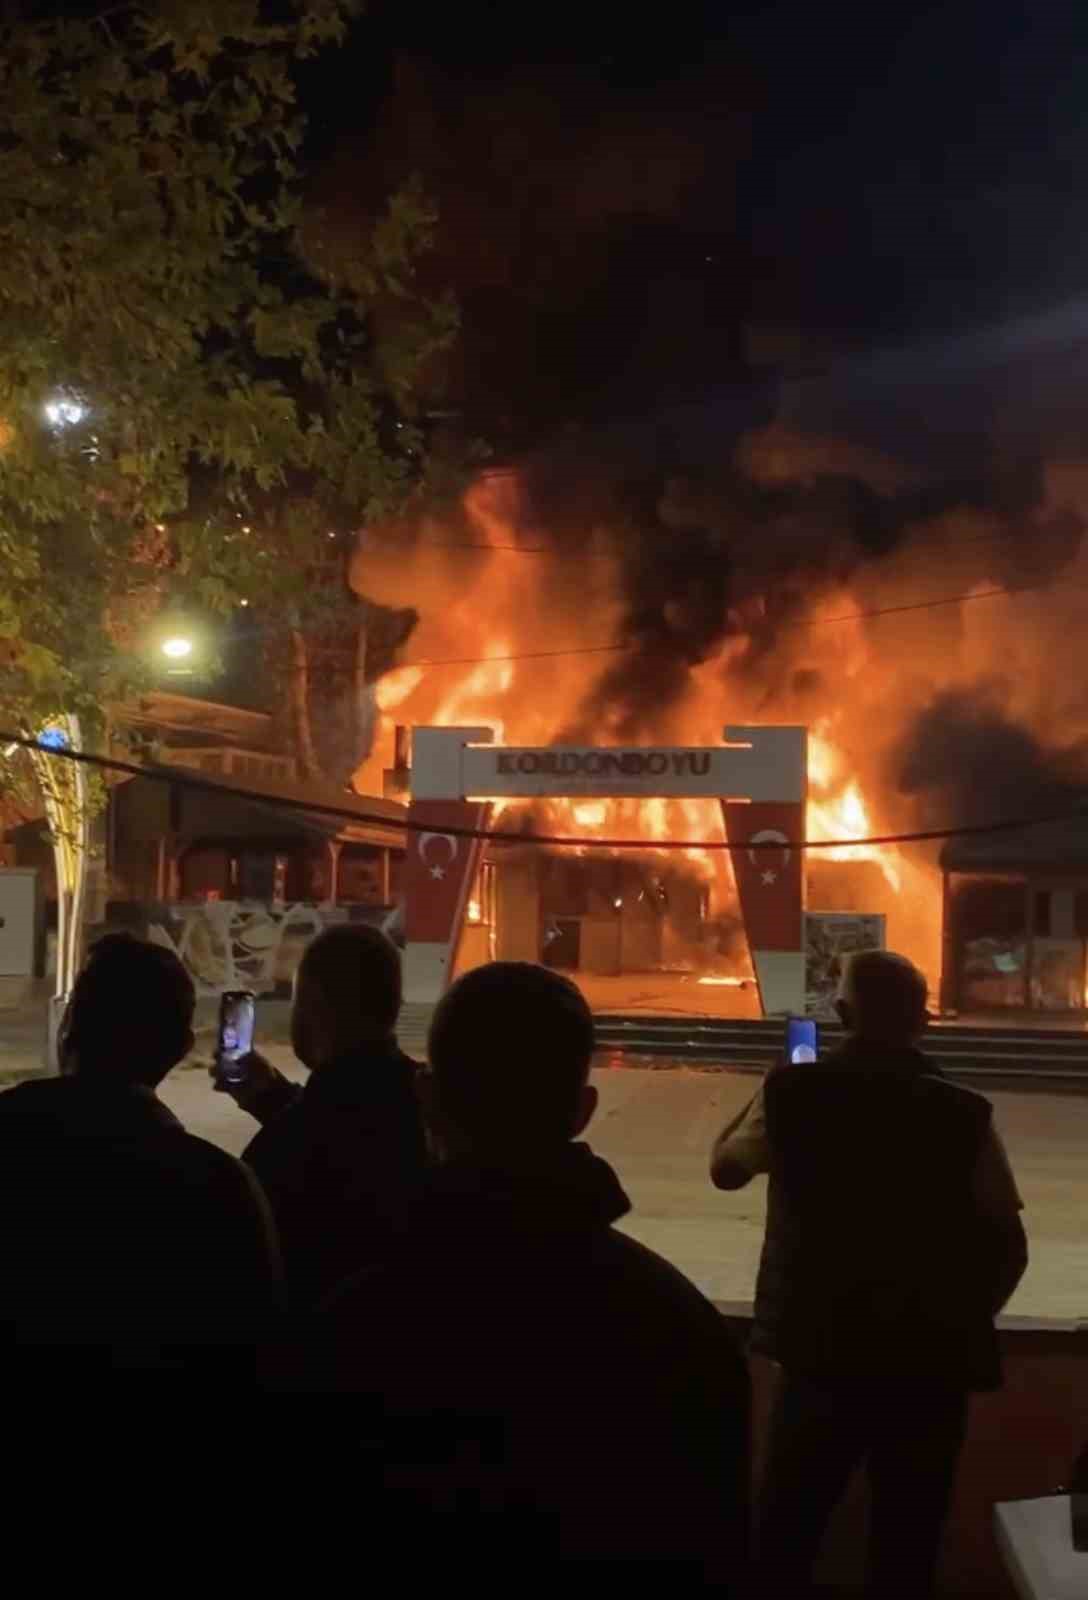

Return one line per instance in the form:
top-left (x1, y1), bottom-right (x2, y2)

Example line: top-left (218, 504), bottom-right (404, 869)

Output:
top-left (807, 725), bottom-right (902, 893)
top-left (353, 462), bottom-right (976, 990)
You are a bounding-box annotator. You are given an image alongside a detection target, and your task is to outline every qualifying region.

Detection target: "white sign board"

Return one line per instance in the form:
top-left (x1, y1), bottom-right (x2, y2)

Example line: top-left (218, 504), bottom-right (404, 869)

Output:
top-left (412, 725), bottom-right (807, 803)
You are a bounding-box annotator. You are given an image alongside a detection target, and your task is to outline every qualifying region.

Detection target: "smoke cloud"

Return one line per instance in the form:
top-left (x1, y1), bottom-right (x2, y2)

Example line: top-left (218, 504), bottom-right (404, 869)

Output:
top-left (896, 681), bottom-right (1088, 829)
top-left (509, 422), bottom-right (1085, 755)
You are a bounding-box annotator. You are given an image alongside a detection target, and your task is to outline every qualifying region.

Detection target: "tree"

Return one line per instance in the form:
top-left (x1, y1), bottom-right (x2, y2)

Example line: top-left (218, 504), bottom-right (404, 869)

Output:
top-left (0, 0), bottom-right (456, 1009)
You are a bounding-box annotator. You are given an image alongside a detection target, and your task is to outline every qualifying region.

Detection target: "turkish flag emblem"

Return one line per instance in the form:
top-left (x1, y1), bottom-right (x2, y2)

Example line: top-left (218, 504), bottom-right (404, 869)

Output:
top-left (722, 800), bottom-right (804, 952)
top-left (404, 800), bottom-right (489, 945)
top-left (418, 831), bottom-right (459, 881)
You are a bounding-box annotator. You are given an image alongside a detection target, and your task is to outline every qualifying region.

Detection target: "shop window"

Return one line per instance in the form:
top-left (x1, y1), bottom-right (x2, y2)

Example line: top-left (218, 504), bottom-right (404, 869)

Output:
top-left (954, 878), bottom-right (1026, 940)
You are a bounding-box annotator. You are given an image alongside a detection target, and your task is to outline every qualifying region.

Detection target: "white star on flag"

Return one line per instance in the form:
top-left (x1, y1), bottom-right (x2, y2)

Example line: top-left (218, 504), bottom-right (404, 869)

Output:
top-left (429, 865), bottom-right (446, 880)
top-left (761, 869), bottom-right (777, 885)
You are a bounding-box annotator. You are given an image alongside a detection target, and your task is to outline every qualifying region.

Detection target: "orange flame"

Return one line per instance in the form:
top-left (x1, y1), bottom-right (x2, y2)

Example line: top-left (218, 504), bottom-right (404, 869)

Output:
top-left (375, 665), bottom-right (424, 710)
top-left (806, 725), bottom-right (902, 893)
top-left (353, 468), bottom-right (949, 984)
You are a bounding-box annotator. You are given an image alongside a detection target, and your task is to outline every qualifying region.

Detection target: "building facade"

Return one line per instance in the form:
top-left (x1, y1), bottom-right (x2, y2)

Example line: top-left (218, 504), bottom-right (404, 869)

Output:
top-left (941, 817), bottom-right (1088, 1015)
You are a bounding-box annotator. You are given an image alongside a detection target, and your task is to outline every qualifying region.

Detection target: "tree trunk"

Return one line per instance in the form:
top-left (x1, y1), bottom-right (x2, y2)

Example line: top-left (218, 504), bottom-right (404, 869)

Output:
top-left (289, 626), bottom-right (320, 781)
top-left (29, 714), bottom-right (90, 1000)
top-left (28, 715), bottom-right (91, 1070)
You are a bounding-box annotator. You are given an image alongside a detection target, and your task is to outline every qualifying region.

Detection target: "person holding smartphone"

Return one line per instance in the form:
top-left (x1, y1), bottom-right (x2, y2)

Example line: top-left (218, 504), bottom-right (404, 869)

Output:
top-left (709, 949), bottom-right (1028, 1600)
top-left (0, 935), bottom-right (281, 1375)
top-left (213, 924), bottom-right (428, 1310)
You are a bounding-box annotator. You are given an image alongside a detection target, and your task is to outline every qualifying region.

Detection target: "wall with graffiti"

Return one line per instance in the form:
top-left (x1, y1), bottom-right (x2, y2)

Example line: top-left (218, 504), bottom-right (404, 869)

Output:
top-left (82, 900), bottom-right (401, 996)
top-left (804, 912), bottom-right (886, 1018)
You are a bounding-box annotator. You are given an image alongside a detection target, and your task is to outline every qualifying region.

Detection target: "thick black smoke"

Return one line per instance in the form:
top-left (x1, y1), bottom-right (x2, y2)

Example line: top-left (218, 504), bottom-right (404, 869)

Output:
top-left (895, 682), bottom-right (1088, 829)
top-left (519, 420), bottom-right (1083, 743)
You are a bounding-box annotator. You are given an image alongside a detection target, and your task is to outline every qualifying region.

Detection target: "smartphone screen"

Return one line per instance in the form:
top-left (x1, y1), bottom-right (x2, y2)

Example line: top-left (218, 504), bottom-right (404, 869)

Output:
top-left (216, 990), bottom-right (256, 1084)
top-left (785, 1016), bottom-right (819, 1065)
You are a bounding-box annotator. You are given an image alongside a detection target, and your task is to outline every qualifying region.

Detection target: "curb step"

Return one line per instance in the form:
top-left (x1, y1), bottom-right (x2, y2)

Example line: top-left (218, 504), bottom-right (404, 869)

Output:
top-left (592, 1014), bottom-right (1088, 1085)
top-left (393, 1003), bottom-right (1088, 1084)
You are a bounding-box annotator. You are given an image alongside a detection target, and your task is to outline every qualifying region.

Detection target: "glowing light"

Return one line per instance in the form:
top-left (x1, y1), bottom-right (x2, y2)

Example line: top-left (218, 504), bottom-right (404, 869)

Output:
top-left (697, 976), bottom-right (746, 987)
top-left (161, 636), bottom-right (193, 660)
top-left (37, 726), bottom-right (70, 751)
top-left (573, 800), bottom-right (607, 827)
top-left (467, 898), bottom-right (482, 923)
top-left (43, 397), bottom-right (86, 428)
top-left (375, 665), bottom-right (424, 711)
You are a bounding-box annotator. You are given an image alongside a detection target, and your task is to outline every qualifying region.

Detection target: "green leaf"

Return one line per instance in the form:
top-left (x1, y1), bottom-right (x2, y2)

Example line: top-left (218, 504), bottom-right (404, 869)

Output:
top-left (0, 0), bottom-right (465, 817)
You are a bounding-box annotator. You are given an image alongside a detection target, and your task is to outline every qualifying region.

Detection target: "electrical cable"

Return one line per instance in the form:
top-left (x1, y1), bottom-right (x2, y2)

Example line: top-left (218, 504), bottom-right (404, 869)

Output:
top-left (2, 730), bottom-right (1084, 853)
top-left (224, 571), bottom-right (1083, 666)
top-left (379, 573), bottom-right (1085, 670)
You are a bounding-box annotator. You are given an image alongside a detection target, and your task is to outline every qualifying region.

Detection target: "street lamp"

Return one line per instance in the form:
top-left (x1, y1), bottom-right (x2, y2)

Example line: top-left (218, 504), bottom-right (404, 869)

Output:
top-left (43, 396), bottom-right (87, 428)
top-left (161, 636), bottom-right (193, 661)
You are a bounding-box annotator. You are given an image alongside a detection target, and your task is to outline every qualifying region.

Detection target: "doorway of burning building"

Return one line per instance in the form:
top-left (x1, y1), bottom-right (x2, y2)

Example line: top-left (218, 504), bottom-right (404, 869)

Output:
top-left (402, 724), bottom-right (807, 1017)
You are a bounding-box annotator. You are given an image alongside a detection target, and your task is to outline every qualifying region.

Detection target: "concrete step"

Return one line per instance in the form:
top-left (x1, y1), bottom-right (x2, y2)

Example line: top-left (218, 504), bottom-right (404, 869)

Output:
top-left (393, 998), bottom-right (1088, 1084)
top-left (592, 1013), bottom-right (1088, 1084)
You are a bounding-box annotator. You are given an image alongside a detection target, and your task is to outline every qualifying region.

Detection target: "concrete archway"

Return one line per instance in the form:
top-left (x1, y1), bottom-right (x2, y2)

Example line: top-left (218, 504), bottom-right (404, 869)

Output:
top-left (402, 724), bottom-right (808, 1016)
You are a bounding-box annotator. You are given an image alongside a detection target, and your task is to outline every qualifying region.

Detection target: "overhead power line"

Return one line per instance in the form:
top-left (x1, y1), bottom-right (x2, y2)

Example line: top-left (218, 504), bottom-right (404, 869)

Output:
top-left (395, 573), bottom-right (1083, 670)
top-left (3, 731), bottom-right (1084, 853)
top-left (809, 577), bottom-right (1072, 627)
top-left (227, 570), bottom-right (1079, 666)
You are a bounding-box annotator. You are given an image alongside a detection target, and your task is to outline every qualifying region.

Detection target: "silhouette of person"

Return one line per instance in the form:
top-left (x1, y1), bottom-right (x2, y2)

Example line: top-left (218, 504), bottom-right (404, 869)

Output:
top-left (312, 962), bottom-right (751, 1584)
top-left (0, 934), bottom-right (281, 1376)
top-left (711, 948), bottom-right (1028, 1599)
top-left (215, 924), bottom-right (428, 1309)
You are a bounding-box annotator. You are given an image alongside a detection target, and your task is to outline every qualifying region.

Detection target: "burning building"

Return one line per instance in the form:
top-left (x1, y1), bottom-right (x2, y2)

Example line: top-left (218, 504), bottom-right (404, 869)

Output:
top-left (348, 436), bottom-right (1088, 1015)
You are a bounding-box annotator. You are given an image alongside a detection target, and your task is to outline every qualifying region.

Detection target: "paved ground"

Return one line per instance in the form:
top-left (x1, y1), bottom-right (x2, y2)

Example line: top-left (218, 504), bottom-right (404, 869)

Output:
top-left (161, 1049), bottom-right (1088, 1324)
top-left (5, 982), bottom-right (1083, 1322)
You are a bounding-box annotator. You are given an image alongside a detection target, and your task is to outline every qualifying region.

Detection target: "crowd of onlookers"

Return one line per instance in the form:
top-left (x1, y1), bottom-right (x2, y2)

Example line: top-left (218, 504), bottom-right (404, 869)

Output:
top-left (0, 930), bottom-right (1032, 1595)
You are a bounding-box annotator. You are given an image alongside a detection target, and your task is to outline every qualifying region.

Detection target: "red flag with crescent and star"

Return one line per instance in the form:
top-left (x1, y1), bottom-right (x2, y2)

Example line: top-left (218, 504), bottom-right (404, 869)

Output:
top-left (403, 799), bottom-right (490, 946)
top-left (721, 799), bottom-right (804, 952)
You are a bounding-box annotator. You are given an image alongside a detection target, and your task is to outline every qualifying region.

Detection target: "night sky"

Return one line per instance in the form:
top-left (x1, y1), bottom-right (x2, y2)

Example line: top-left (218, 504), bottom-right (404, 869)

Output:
top-left (300, 0), bottom-right (1088, 396)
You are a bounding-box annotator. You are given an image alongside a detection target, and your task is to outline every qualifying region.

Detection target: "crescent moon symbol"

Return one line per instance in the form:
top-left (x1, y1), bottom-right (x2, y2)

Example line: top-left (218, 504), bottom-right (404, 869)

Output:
top-left (418, 831), bottom-right (459, 865)
top-left (747, 828), bottom-right (791, 867)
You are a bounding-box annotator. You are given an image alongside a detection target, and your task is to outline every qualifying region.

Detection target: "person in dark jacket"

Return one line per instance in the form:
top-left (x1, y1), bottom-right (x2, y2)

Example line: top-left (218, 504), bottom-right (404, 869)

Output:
top-left (711, 948), bottom-right (1028, 1599)
top-left (215, 924), bottom-right (427, 1309)
top-left (312, 962), bottom-right (751, 1585)
top-left (0, 935), bottom-right (281, 1376)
